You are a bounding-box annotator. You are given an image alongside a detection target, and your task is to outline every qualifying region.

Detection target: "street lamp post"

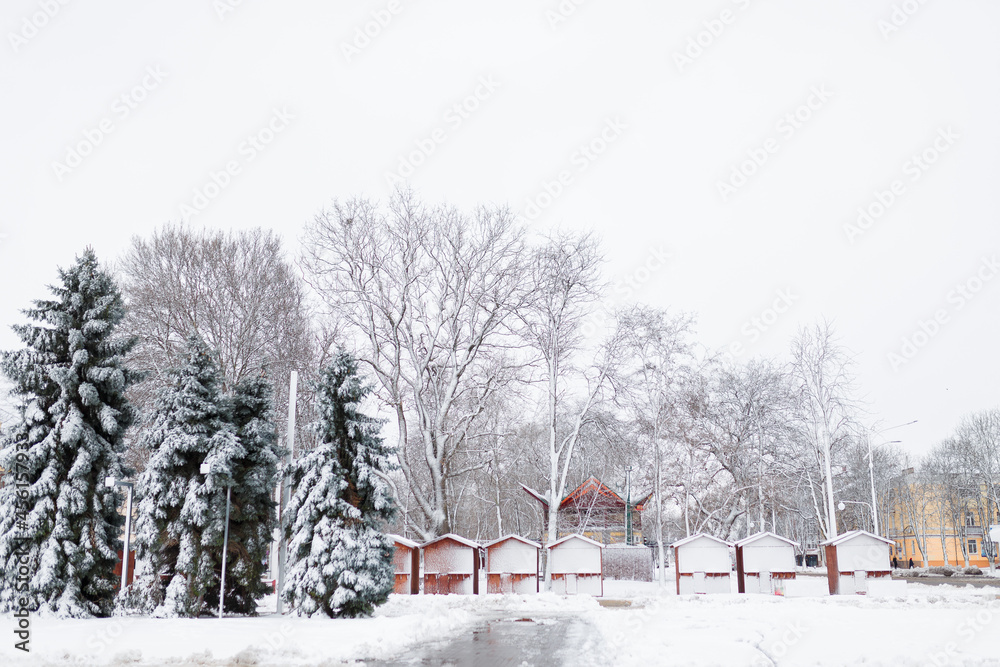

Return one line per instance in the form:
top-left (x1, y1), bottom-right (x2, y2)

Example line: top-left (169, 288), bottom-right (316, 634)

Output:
top-left (201, 462), bottom-right (232, 620)
top-left (105, 477), bottom-right (134, 594)
top-left (276, 370), bottom-right (297, 615)
top-left (868, 420), bottom-right (917, 537)
top-left (837, 499), bottom-right (878, 533)
top-left (625, 466), bottom-right (633, 546)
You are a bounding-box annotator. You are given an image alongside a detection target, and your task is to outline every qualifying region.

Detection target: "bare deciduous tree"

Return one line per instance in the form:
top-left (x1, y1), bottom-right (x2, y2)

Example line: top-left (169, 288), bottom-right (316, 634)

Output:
top-left (617, 306), bottom-right (697, 585)
top-left (118, 224), bottom-right (319, 470)
top-left (789, 321), bottom-right (860, 540)
top-left (517, 230), bottom-right (627, 584)
top-left (300, 190), bottom-right (532, 539)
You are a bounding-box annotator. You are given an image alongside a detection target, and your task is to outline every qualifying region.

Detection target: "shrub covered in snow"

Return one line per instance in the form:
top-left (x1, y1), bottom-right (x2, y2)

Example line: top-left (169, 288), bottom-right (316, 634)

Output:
top-left (282, 351), bottom-right (396, 618)
top-left (928, 566), bottom-right (956, 577)
top-left (963, 566), bottom-right (983, 576)
top-left (0, 249), bottom-right (139, 617)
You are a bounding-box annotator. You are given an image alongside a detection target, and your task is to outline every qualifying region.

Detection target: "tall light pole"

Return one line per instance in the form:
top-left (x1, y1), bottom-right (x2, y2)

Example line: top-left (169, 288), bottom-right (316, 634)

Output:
top-left (624, 466), bottom-right (632, 545)
top-left (869, 420), bottom-right (917, 536)
top-left (276, 370), bottom-right (297, 615)
top-left (201, 462), bottom-right (232, 620)
top-left (105, 477), bottom-right (134, 593)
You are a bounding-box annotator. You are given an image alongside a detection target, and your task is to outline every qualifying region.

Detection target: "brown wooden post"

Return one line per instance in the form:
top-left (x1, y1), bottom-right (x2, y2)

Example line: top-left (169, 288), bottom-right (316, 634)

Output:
top-left (472, 548), bottom-right (480, 595)
top-left (825, 544), bottom-right (839, 595)
top-left (599, 545), bottom-right (604, 598)
top-left (410, 547), bottom-right (420, 594)
top-left (673, 546), bottom-right (681, 595)
top-left (735, 545), bottom-right (746, 594)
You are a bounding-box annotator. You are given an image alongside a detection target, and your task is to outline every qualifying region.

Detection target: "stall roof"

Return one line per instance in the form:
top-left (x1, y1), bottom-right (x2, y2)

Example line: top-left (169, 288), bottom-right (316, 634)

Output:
top-left (422, 533), bottom-right (482, 550)
top-left (671, 533), bottom-right (733, 549)
top-left (820, 530), bottom-right (894, 547)
top-left (547, 533), bottom-right (605, 549)
top-left (484, 534), bottom-right (542, 549)
top-left (387, 534), bottom-right (421, 549)
top-left (736, 531), bottom-right (799, 548)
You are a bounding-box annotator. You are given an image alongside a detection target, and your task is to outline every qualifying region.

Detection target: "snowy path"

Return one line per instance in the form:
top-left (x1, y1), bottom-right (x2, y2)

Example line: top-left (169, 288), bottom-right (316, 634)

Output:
top-left (365, 612), bottom-right (599, 666)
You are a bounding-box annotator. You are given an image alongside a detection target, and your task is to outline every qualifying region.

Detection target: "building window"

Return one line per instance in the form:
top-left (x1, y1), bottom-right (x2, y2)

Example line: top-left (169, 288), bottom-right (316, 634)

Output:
top-left (965, 513), bottom-right (977, 527)
top-left (968, 539), bottom-right (978, 555)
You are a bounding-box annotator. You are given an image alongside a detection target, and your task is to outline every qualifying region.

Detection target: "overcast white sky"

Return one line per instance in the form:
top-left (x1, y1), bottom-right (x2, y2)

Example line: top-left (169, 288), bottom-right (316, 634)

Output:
top-left (1, 0), bottom-right (998, 457)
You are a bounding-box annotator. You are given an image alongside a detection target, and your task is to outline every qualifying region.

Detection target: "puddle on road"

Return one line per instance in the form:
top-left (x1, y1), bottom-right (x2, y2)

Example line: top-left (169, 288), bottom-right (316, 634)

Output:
top-left (365, 616), bottom-right (581, 667)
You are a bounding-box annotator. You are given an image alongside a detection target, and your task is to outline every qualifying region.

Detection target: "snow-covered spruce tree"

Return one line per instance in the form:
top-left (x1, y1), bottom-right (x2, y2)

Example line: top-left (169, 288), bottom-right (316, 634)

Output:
top-left (132, 334), bottom-right (240, 617)
top-left (0, 248), bottom-right (139, 617)
top-left (283, 351), bottom-right (396, 618)
top-left (203, 374), bottom-right (282, 615)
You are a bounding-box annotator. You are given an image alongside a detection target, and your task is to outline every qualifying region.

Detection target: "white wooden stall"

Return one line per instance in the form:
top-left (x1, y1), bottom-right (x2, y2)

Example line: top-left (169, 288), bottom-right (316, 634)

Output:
top-left (547, 534), bottom-right (603, 596)
top-left (672, 533), bottom-right (733, 594)
top-left (388, 534), bottom-right (420, 595)
top-left (735, 532), bottom-right (798, 595)
top-left (822, 530), bottom-right (894, 595)
top-left (484, 535), bottom-right (540, 594)
top-left (422, 534), bottom-right (481, 595)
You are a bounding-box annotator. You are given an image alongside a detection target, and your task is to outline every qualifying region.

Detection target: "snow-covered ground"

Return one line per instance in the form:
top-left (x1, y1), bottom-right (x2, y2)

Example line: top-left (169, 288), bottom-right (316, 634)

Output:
top-left (597, 579), bottom-right (1000, 666)
top-left (3, 579), bottom-right (998, 666)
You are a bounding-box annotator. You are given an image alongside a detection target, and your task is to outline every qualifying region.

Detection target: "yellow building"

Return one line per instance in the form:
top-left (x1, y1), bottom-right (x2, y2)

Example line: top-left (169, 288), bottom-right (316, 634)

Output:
top-left (885, 472), bottom-right (997, 568)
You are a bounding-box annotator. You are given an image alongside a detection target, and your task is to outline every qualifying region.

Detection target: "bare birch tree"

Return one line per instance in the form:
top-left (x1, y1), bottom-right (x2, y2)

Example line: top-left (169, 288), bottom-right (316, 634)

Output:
top-left (516, 230), bottom-right (629, 585)
top-left (789, 322), bottom-right (860, 540)
top-left (617, 306), bottom-right (696, 585)
top-left (954, 409), bottom-right (1000, 569)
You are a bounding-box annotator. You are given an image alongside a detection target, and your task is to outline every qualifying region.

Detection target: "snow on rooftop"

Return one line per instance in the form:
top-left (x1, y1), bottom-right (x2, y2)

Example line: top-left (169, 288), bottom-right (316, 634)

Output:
top-left (735, 531), bottom-right (800, 548)
top-left (671, 533), bottom-right (733, 549)
top-left (421, 533), bottom-right (482, 550)
top-left (483, 534), bottom-right (542, 549)
top-left (388, 533), bottom-right (420, 550)
top-left (820, 530), bottom-right (894, 547)
top-left (547, 533), bottom-right (605, 549)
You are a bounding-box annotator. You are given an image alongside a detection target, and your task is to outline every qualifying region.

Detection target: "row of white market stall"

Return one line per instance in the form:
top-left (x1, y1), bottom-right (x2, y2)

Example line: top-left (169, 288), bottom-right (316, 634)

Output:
top-left (390, 533), bottom-right (605, 596)
top-left (673, 530), bottom-right (906, 596)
